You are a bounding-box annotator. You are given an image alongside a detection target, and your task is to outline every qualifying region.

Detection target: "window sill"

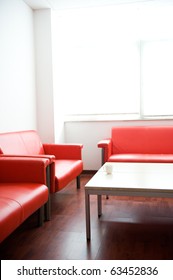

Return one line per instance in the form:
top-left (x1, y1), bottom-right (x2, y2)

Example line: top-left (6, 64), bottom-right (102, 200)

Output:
top-left (64, 114), bottom-right (173, 122)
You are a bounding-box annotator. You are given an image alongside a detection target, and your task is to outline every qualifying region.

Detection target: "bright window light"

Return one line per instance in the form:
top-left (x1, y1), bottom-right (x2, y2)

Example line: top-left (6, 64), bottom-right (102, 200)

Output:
top-left (52, 2), bottom-right (173, 120)
top-left (141, 40), bottom-right (173, 117)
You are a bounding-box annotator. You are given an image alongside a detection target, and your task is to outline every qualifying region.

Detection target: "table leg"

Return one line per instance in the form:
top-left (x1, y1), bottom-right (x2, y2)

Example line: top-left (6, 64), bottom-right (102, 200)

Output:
top-left (85, 190), bottom-right (91, 240)
top-left (98, 195), bottom-right (102, 217)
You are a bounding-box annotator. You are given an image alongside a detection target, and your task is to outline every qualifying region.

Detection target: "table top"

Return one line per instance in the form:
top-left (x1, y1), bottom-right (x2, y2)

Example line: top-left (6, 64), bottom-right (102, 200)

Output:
top-left (85, 162), bottom-right (173, 194)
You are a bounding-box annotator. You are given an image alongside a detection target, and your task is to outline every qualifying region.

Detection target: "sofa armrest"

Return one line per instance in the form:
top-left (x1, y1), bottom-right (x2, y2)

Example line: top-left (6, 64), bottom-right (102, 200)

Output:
top-left (0, 153), bottom-right (55, 164)
top-left (0, 157), bottom-right (49, 184)
top-left (97, 139), bottom-right (112, 164)
top-left (0, 153), bottom-right (55, 194)
top-left (43, 143), bottom-right (83, 160)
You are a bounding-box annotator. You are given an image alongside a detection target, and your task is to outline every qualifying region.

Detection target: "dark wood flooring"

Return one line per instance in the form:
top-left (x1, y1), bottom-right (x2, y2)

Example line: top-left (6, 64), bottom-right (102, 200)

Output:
top-left (1, 173), bottom-right (173, 260)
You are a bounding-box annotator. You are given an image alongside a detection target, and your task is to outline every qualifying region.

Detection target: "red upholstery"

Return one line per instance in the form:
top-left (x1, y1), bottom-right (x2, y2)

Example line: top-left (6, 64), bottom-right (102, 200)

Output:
top-left (43, 143), bottom-right (83, 191)
top-left (98, 126), bottom-right (173, 164)
top-left (54, 160), bottom-right (83, 191)
top-left (0, 157), bottom-right (49, 243)
top-left (0, 197), bottom-right (22, 243)
top-left (0, 130), bottom-right (83, 192)
top-left (0, 184), bottom-right (48, 223)
top-left (0, 130), bottom-right (44, 155)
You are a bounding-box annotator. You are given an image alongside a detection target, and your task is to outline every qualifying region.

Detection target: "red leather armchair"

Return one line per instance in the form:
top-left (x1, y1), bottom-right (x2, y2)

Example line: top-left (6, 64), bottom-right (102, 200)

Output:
top-left (43, 143), bottom-right (83, 191)
top-left (0, 157), bottom-right (49, 243)
top-left (0, 130), bottom-right (83, 193)
top-left (98, 126), bottom-right (173, 165)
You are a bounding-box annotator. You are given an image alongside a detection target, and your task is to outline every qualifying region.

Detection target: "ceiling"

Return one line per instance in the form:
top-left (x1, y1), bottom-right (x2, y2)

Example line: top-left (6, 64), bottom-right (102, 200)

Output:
top-left (23, 0), bottom-right (173, 10)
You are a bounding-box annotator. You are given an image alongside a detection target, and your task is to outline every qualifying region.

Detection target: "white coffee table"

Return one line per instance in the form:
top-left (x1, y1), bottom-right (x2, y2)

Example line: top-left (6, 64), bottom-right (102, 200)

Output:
top-left (85, 162), bottom-right (173, 240)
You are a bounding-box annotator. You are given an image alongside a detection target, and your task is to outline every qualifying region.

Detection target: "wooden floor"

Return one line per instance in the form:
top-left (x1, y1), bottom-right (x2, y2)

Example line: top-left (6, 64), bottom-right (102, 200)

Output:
top-left (1, 173), bottom-right (173, 260)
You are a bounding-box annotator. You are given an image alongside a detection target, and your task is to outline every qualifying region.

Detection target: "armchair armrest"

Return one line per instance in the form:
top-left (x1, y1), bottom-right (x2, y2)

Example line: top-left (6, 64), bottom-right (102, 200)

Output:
top-left (43, 143), bottom-right (83, 160)
top-left (97, 139), bottom-right (112, 164)
top-left (0, 157), bottom-right (49, 184)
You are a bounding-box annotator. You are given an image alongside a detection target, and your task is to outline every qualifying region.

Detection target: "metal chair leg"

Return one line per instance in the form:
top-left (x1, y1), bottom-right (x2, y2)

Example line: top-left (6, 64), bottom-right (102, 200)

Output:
top-left (38, 205), bottom-right (44, 226)
top-left (77, 175), bottom-right (80, 189)
top-left (45, 165), bottom-right (51, 221)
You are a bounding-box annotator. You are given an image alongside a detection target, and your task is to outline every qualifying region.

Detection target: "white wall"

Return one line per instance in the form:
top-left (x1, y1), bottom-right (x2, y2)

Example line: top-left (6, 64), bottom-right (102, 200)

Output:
top-left (34, 9), bottom-right (55, 143)
top-left (0, 0), bottom-right (36, 132)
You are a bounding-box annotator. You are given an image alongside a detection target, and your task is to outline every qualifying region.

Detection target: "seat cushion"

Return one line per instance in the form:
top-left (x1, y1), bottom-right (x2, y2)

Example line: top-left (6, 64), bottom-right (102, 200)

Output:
top-left (109, 153), bottom-right (173, 163)
top-left (54, 160), bottom-right (83, 191)
top-left (0, 183), bottom-right (48, 221)
top-left (0, 197), bottom-right (22, 243)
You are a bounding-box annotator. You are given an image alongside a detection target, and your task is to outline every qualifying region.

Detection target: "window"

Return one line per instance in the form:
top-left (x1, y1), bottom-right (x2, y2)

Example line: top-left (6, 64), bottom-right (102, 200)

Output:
top-left (52, 2), bottom-right (173, 120)
top-left (141, 40), bottom-right (173, 118)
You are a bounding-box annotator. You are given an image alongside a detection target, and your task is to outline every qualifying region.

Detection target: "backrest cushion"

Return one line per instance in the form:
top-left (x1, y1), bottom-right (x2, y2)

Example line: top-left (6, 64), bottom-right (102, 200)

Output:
top-left (0, 130), bottom-right (44, 155)
top-left (112, 126), bottom-right (173, 154)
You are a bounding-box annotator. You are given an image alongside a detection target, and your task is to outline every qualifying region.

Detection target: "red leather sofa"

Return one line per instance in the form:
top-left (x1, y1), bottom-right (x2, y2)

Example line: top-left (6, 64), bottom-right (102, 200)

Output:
top-left (0, 156), bottom-right (49, 243)
top-left (0, 130), bottom-right (83, 193)
top-left (98, 126), bottom-right (173, 164)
